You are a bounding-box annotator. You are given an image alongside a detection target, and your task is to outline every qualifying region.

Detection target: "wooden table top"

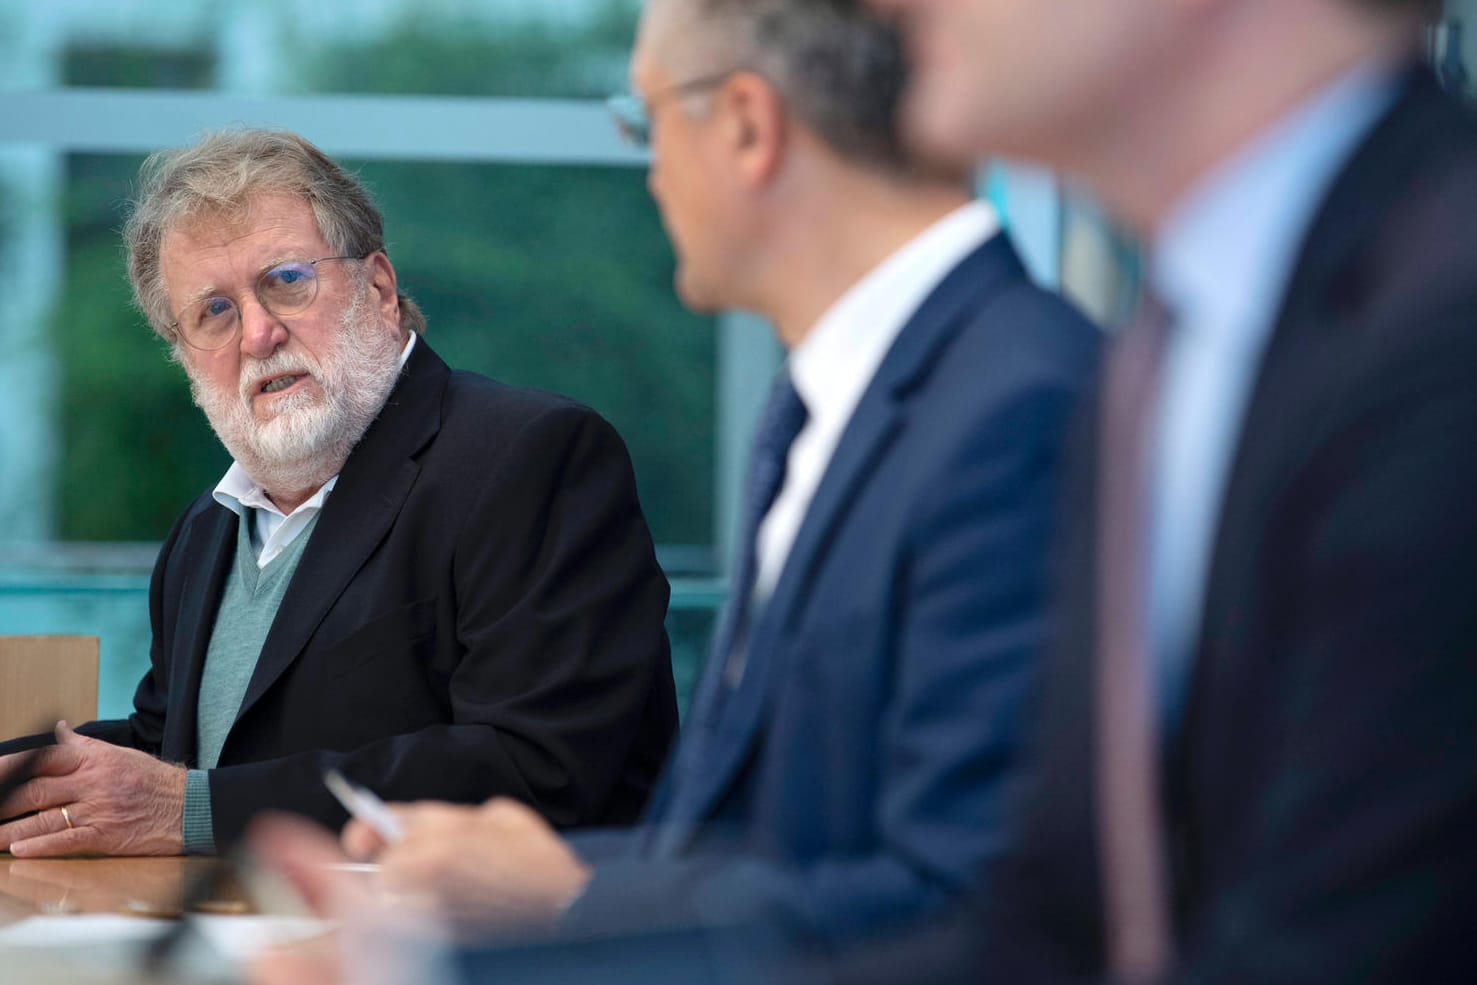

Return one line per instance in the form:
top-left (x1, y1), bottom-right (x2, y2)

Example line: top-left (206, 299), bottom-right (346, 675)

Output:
top-left (0, 853), bottom-right (254, 922)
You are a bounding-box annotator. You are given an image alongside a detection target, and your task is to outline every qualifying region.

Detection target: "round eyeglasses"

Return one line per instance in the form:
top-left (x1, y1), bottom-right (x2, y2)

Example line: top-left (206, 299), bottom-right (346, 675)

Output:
top-left (170, 255), bottom-right (367, 351)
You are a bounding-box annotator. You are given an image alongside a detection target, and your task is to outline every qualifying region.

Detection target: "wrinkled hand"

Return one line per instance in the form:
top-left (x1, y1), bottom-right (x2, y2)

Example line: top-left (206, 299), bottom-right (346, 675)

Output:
top-left (344, 798), bottom-right (591, 930)
top-left (0, 722), bottom-right (185, 857)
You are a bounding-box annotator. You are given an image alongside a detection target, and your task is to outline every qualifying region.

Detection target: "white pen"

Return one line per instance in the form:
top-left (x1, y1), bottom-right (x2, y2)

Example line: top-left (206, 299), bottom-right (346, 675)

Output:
top-left (323, 769), bottom-right (405, 843)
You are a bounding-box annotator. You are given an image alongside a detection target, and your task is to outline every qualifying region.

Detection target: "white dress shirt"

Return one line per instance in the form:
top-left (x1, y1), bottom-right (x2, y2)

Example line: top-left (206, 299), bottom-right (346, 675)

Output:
top-left (753, 201), bottom-right (1002, 600)
top-left (213, 332), bottom-right (417, 567)
top-left (1146, 62), bottom-right (1400, 728)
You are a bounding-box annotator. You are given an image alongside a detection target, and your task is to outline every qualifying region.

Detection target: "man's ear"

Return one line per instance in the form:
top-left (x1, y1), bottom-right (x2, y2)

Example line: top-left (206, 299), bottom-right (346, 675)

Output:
top-left (718, 71), bottom-right (788, 189)
top-left (364, 251), bottom-right (403, 334)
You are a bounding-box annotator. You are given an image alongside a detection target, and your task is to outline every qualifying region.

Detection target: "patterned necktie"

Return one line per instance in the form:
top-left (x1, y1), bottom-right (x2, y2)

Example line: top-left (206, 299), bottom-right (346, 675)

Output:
top-left (1095, 294), bottom-right (1176, 982)
top-left (706, 369), bottom-right (809, 692)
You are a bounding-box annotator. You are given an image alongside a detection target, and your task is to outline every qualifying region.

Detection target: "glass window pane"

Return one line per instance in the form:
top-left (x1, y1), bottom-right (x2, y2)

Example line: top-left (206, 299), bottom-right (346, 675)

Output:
top-left (292, 5), bottom-right (639, 99)
top-left (38, 2), bottom-right (643, 101)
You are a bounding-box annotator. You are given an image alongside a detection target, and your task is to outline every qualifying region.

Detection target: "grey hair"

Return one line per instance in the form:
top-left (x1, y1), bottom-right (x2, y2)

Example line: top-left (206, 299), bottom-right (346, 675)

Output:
top-left (123, 127), bottom-right (425, 343)
top-left (655, 0), bottom-right (917, 175)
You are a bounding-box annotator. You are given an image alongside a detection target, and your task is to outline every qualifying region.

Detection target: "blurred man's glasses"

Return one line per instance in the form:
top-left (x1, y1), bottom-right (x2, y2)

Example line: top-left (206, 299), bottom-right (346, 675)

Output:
top-left (607, 70), bottom-right (742, 148)
top-left (170, 255), bottom-right (367, 351)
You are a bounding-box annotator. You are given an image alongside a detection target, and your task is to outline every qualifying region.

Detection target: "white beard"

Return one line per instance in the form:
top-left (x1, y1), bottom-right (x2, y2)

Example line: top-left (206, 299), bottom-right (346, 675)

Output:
top-left (186, 289), bottom-right (406, 499)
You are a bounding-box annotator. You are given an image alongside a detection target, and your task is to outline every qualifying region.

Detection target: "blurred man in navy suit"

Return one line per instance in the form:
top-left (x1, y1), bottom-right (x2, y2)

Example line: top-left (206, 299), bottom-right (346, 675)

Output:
top-left (864, 0), bottom-right (1477, 981)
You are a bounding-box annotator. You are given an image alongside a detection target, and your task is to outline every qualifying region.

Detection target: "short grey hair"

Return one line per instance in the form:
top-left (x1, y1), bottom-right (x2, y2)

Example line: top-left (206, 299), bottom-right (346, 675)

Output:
top-left (654, 0), bottom-right (917, 176)
top-left (123, 127), bottom-right (425, 343)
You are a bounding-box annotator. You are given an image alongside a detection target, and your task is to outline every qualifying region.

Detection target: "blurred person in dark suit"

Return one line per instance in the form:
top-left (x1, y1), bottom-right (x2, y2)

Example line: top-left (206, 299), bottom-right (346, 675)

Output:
top-left (0, 129), bottom-right (676, 859)
top-left (249, 0), bottom-right (1099, 978)
top-left (860, 0), bottom-right (1477, 981)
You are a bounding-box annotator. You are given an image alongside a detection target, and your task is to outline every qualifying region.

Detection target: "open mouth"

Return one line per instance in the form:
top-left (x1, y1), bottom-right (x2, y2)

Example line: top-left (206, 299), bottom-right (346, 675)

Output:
top-left (258, 373), bottom-right (306, 395)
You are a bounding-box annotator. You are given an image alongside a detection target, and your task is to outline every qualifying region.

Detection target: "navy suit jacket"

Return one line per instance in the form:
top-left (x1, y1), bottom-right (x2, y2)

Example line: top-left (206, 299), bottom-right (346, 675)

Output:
top-left (565, 234), bottom-right (1100, 951)
top-left (35, 340), bottom-right (678, 848)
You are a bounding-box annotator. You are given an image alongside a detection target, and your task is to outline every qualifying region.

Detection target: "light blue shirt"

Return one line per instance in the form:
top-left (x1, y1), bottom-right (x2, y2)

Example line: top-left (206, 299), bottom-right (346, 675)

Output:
top-left (1147, 62), bottom-right (1401, 731)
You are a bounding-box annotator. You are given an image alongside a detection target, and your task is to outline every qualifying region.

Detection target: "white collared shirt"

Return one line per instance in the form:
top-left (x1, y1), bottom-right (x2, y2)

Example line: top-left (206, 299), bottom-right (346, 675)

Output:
top-left (752, 201), bottom-right (1002, 599)
top-left (212, 332), bottom-right (417, 567)
top-left (1146, 61), bottom-right (1400, 726)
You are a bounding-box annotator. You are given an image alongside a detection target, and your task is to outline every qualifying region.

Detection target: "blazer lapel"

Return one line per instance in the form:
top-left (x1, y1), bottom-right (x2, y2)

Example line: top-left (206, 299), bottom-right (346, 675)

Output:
top-left (663, 235), bottom-right (1033, 842)
top-left (161, 503), bottom-right (236, 763)
top-left (1185, 66), bottom-right (1448, 734)
top-left (232, 341), bottom-right (447, 726)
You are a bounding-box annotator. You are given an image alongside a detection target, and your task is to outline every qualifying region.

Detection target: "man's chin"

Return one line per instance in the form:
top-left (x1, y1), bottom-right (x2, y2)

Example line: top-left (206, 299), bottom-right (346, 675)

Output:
top-left (231, 434), bottom-right (346, 501)
top-left (673, 267), bottom-right (722, 314)
top-left (255, 410), bottom-right (340, 461)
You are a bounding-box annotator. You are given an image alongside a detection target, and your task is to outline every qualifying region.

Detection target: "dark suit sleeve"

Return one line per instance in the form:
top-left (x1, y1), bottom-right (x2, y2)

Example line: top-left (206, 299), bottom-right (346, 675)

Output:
top-left (24, 510), bottom-right (194, 756)
top-left (1172, 328), bottom-right (1477, 985)
top-left (203, 404), bottom-right (674, 846)
top-left (79, 506), bottom-right (192, 754)
top-left (568, 377), bottom-right (1082, 949)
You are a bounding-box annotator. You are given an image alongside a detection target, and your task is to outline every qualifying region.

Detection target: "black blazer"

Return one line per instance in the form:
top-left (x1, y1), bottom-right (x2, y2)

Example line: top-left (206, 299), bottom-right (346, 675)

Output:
top-left (963, 69), bottom-right (1477, 985)
top-left (78, 340), bottom-right (678, 848)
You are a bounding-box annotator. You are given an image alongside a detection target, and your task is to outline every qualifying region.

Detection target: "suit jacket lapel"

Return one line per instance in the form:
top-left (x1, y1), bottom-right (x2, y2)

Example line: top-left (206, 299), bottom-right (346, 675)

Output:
top-left (232, 340), bottom-right (447, 726)
top-left (1269, 66), bottom-right (1450, 337)
top-left (665, 235), bottom-right (1033, 839)
top-left (161, 503), bottom-right (236, 763)
top-left (1183, 68), bottom-right (1448, 774)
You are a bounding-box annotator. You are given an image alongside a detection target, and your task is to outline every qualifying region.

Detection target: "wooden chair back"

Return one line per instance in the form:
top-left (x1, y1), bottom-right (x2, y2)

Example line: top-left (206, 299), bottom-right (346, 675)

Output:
top-left (0, 635), bottom-right (99, 739)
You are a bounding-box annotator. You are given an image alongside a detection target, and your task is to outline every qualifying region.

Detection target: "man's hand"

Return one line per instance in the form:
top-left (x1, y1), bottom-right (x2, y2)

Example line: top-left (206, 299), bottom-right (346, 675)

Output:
top-left (247, 813), bottom-right (351, 985)
top-left (248, 813), bottom-right (452, 985)
top-left (0, 722), bottom-right (185, 857)
top-left (345, 797), bottom-right (592, 930)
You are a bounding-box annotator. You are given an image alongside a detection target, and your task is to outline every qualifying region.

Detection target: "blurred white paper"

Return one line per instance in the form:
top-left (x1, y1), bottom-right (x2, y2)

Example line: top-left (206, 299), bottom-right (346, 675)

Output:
top-left (195, 914), bottom-right (330, 959)
top-left (0, 913), bottom-right (168, 947)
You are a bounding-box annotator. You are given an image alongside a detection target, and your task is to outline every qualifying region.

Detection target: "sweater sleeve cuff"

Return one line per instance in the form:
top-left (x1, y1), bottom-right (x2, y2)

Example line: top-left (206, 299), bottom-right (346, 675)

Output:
top-left (182, 769), bottom-right (217, 856)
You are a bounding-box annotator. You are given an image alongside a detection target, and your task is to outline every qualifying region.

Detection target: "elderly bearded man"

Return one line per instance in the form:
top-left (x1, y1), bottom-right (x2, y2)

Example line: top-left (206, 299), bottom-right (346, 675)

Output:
top-left (0, 129), bottom-right (677, 857)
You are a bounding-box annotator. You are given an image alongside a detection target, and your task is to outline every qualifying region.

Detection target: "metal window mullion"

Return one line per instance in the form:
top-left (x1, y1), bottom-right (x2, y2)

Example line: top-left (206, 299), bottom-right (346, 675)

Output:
top-left (0, 88), bottom-right (645, 166)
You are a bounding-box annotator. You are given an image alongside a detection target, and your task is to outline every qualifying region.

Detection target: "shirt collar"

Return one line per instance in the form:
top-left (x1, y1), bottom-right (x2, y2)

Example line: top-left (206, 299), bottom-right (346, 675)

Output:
top-left (1152, 59), bottom-right (1401, 349)
top-left (213, 464), bottom-right (337, 519)
top-left (211, 331), bottom-right (418, 518)
top-left (788, 200), bottom-right (1001, 429)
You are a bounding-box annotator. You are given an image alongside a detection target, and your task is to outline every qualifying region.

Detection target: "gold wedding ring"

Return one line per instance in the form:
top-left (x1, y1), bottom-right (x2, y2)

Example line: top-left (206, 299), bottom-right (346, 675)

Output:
top-left (60, 805), bottom-right (74, 830)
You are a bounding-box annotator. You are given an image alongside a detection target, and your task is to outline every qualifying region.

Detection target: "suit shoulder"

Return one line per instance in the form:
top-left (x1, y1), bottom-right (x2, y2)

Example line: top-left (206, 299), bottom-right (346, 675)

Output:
top-left (999, 278), bottom-right (1102, 349)
top-left (885, 270), bottom-right (1102, 481)
top-left (171, 487), bottom-right (230, 536)
top-left (443, 370), bottom-right (604, 423)
top-left (437, 370), bottom-right (626, 450)
top-left (953, 275), bottom-right (1103, 394)
top-left (151, 487), bottom-right (232, 585)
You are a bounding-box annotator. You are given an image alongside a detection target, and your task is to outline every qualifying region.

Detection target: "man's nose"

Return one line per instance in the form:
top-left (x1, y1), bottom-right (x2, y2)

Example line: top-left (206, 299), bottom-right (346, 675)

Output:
top-left (238, 295), bottom-right (288, 359)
